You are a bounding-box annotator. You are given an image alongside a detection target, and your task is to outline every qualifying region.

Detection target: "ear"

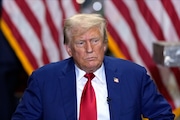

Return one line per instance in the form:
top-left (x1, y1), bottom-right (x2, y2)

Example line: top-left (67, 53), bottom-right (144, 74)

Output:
top-left (103, 44), bottom-right (107, 52)
top-left (65, 45), bottom-right (72, 56)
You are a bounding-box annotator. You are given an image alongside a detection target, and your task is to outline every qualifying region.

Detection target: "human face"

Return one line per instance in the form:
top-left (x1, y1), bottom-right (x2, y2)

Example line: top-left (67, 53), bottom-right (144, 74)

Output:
top-left (66, 27), bottom-right (107, 73)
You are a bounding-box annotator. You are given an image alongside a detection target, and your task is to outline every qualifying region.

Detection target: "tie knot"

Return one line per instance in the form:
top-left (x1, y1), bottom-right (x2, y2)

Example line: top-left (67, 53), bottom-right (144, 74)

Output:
top-left (84, 73), bottom-right (95, 81)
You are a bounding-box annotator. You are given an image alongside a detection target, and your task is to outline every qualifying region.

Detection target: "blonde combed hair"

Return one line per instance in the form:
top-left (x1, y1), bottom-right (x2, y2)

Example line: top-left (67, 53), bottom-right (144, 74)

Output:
top-left (63, 13), bottom-right (108, 44)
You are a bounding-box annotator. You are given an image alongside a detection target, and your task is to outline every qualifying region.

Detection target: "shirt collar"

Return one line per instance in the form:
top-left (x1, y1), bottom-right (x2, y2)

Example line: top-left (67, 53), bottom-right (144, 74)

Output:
top-left (94, 64), bottom-right (105, 83)
top-left (75, 65), bottom-right (86, 81)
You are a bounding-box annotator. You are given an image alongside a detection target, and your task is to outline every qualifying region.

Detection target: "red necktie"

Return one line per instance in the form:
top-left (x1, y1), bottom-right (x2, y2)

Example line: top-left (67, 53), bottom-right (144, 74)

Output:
top-left (79, 73), bottom-right (97, 120)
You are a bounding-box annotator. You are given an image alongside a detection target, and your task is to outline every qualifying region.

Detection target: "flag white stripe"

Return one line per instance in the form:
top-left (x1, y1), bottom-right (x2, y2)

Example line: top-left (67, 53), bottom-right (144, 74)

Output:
top-left (62, 1), bottom-right (77, 18)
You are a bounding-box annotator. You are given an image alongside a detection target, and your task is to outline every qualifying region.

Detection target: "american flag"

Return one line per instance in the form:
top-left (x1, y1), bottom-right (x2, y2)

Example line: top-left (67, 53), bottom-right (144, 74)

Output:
top-left (104, 0), bottom-right (180, 118)
top-left (1, 0), bottom-right (180, 119)
top-left (1, 0), bottom-right (79, 75)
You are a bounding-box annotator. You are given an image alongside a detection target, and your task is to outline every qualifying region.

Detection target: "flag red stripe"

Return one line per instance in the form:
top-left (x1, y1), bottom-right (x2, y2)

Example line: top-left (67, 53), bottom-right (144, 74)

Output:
top-left (161, 0), bottom-right (180, 39)
top-left (72, 0), bottom-right (80, 12)
top-left (111, 0), bottom-right (175, 108)
top-left (42, 0), bottom-right (62, 60)
top-left (15, 0), bottom-right (50, 64)
top-left (2, 8), bottom-right (39, 69)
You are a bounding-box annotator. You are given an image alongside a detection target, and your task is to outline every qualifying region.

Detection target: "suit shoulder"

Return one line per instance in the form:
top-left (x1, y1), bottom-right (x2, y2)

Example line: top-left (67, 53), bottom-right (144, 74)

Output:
top-left (32, 57), bottom-right (73, 75)
top-left (104, 56), bottom-right (146, 71)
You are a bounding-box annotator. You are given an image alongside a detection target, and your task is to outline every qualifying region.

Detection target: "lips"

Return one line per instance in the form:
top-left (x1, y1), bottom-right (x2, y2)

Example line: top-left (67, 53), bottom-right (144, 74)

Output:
top-left (86, 57), bottom-right (96, 61)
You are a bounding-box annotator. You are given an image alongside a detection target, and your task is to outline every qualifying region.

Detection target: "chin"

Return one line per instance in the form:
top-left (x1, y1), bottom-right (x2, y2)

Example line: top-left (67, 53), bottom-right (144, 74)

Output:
top-left (87, 64), bottom-right (101, 70)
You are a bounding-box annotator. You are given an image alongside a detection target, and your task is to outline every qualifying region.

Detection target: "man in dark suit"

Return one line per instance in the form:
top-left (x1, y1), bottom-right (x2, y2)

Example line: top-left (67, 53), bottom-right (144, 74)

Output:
top-left (12, 13), bottom-right (174, 120)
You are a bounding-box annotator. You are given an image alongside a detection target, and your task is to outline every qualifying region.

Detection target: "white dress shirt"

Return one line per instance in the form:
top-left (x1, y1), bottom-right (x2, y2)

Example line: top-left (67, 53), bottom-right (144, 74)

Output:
top-left (75, 64), bottom-right (110, 120)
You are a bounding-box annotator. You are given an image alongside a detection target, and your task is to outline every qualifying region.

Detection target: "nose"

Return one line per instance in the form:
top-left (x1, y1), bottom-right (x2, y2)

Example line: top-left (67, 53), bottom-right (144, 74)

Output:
top-left (86, 41), bottom-right (93, 53)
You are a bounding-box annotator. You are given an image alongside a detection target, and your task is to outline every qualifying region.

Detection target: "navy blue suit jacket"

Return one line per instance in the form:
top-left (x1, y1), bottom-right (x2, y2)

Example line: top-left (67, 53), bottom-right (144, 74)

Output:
top-left (12, 56), bottom-right (174, 120)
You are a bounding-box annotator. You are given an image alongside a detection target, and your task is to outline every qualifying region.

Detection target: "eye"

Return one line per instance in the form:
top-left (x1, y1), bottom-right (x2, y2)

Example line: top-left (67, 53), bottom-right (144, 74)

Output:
top-left (91, 38), bottom-right (100, 44)
top-left (75, 41), bottom-right (85, 47)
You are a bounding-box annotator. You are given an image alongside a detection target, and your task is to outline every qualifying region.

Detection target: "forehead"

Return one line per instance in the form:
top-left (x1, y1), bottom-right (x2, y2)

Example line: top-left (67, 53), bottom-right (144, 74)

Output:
top-left (74, 27), bottom-right (101, 39)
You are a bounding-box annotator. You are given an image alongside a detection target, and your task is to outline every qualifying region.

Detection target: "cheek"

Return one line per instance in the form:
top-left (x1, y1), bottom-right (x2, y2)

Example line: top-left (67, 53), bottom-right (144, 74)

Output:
top-left (98, 45), bottom-right (107, 53)
top-left (72, 48), bottom-right (85, 57)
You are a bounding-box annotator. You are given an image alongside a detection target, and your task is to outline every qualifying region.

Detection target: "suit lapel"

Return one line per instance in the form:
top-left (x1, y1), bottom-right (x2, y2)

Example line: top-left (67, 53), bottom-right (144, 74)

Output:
top-left (104, 57), bottom-right (124, 120)
top-left (59, 58), bottom-right (77, 120)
